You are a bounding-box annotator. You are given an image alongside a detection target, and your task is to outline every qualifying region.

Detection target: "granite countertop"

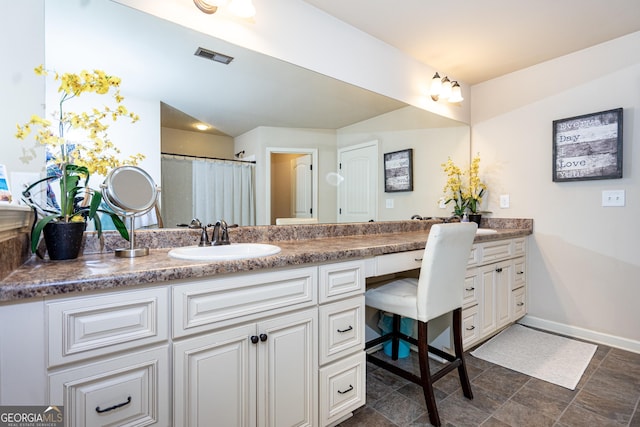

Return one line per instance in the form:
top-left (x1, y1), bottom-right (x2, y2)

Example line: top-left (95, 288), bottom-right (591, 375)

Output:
top-left (0, 219), bottom-right (532, 302)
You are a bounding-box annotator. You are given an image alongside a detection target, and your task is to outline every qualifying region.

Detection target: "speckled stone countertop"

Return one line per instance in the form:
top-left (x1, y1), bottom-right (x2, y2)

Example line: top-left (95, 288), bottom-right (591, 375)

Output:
top-left (0, 218), bottom-right (532, 302)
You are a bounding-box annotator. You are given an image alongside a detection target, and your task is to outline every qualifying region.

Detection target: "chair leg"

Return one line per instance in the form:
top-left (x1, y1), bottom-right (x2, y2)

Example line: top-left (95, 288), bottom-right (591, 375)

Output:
top-left (417, 320), bottom-right (441, 427)
top-left (452, 308), bottom-right (473, 399)
top-left (391, 314), bottom-right (401, 360)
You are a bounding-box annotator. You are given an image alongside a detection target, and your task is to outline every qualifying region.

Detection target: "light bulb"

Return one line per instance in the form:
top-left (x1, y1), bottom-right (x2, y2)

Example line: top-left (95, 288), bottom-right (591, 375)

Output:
top-left (449, 81), bottom-right (464, 103)
top-left (440, 76), bottom-right (452, 100)
top-left (430, 72), bottom-right (441, 101)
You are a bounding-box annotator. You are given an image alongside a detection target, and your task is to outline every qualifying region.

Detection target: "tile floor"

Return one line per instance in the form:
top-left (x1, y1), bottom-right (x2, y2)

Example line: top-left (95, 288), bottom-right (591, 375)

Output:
top-left (338, 339), bottom-right (640, 426)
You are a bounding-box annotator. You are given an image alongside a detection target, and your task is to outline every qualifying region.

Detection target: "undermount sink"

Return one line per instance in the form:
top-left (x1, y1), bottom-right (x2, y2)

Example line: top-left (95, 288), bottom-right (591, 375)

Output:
top-left (168, 243), bottom-right (281, 261)
top-left (476, 228), bottom-right (498, 235)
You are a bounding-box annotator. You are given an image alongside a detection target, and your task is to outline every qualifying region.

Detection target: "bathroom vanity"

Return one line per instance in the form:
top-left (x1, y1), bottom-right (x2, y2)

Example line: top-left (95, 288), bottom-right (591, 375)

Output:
top-left (0, 219), bottom-right (531, 426)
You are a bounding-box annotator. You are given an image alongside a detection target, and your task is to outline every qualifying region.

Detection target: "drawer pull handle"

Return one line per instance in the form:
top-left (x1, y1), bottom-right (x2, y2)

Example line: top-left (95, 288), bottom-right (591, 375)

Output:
top-left (96, 396), bottom-right (131, 414)
top-left (466, 326), bottom-right (475, 331)
top-left (517, 271), bottom-right (524, 275)
top-left (337, 326), bottom-right (353, 333)
top-left (259, 333), bottom-right (268, 342)
top-left (414, 258), bottom-right (423, 262)
top-left (517, 302), bottom-right (525, 306)
top-left (495, 267), bottom-right (503, 273)
top-left (465, 287), bottom-right (475, 291)
top-left (337, 385), bottom-right (354, 394)
top-left (251, 335), bottom-right (259, 344)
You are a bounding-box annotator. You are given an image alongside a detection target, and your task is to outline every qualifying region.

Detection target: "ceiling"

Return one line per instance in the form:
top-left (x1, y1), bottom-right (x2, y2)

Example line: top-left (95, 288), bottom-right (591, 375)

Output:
top-left (302, 0), bottom-right (640, 84)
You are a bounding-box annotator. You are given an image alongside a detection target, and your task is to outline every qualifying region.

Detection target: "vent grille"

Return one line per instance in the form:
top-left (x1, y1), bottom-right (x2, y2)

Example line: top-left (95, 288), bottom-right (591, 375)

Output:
top-left (194, 47), bottom-right (234, 65)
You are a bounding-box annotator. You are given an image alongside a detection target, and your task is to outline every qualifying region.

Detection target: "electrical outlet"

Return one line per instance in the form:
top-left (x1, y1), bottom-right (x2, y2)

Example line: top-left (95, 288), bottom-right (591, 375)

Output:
top-left (499, 194), bottom-right (510, 208)
top-left (438, 197), bottom-right (447, 209)
top-left (385, 198), bottom-right (394, 209)
top-left (602, 190), bottom-right (625, 207)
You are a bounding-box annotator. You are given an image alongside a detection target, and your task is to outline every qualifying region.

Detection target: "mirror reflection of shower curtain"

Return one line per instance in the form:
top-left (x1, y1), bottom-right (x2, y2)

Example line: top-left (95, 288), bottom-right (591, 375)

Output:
top-left (161, 155), bottom-right (255, 227)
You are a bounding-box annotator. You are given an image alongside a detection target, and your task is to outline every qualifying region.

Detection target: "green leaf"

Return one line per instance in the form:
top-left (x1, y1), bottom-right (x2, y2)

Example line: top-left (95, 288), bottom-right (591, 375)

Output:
top-left (30, 215), bottom-right (59, 253)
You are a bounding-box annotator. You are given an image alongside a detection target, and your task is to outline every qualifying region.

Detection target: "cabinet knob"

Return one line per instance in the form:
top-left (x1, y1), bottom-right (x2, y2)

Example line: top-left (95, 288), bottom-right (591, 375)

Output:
top-left (259, 333), bottom-right (268, 342)
top-left (250, 335), bottom-right (259, 344)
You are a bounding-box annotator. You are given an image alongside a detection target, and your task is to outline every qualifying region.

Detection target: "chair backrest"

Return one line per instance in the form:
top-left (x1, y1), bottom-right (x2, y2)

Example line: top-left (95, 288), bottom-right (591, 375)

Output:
top-left (416, 222), bottom-right (477, 322)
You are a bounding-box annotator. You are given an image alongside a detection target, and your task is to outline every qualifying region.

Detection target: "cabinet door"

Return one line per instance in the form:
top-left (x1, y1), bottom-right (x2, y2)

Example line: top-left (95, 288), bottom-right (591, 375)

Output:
top-left (495, 261), bottom-right (513, 329)
top-left (478, 260), bottom-right (512, 337)
top-left (173, 323), bottom-right (257, 427)
top-left (257, 308), bottom-right (317, 427)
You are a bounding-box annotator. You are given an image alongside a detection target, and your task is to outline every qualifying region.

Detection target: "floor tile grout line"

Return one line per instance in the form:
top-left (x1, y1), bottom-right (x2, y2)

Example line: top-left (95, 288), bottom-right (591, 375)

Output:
top-left (551, 345), bottom-right (610, 426)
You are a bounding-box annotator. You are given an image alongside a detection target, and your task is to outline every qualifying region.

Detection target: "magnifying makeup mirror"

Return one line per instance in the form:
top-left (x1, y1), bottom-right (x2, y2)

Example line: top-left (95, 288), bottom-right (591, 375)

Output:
top-left (102, 166), bottom-right (158, 257)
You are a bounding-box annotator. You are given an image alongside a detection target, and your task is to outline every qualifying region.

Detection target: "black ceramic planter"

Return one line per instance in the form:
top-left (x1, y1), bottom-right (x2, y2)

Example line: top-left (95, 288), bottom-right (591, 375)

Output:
top-left (468, 214), bottom-right (482, 227)
top-left (43, 221), bottom-right (86, 260)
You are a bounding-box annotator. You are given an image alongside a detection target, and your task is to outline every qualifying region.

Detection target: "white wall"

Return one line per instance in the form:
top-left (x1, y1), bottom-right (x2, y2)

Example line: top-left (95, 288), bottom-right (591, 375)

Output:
top-left (235, 127), bottom-right (337, 225)
top-left (1, 0), bottom-right (45, 200)
top-left (161, 128), bottom-right (234, 159)
top-left (337, 107), bottom-right (470, 221)
top-left (471, 32), bottom-right (640, 351)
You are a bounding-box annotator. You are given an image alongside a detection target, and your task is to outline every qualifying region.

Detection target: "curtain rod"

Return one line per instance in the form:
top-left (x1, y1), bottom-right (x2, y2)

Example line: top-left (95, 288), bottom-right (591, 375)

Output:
top-left (161, 152), bottom-right (256, 164)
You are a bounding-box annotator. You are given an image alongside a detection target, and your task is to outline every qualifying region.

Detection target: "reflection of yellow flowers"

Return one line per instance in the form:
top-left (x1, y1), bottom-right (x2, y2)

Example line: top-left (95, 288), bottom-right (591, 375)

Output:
top-left (15, 65), bottom-right (144, 176)
top-left (442, 154), bottom-right (487, 216)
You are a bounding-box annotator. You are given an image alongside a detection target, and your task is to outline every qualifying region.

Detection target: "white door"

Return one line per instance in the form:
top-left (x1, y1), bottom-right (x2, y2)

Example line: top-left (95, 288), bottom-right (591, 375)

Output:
top-left (337, 141), bottom-right (378, 223)
top-left (292, 154), bottom-right (312, 218)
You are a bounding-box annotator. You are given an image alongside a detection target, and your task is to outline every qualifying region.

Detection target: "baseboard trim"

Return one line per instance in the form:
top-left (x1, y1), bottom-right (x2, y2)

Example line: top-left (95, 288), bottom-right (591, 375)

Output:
top-left (519, 315), bottom-right (640, 354)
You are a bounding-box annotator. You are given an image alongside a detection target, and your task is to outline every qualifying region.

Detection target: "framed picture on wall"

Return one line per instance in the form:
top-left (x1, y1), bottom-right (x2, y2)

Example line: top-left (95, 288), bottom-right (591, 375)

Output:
top-left (384, 149), bottom-right (413, 192)
top-left (552, 108), bottom-right (623, 182)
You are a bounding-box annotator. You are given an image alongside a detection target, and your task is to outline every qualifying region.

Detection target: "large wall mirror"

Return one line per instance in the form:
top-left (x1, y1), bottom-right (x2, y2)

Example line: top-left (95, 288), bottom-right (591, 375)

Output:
top-left (44, 0), bottom-right (469, 227)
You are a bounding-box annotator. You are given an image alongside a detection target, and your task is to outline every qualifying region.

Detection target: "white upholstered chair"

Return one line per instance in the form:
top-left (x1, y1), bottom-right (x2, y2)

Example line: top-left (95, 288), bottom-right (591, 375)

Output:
top-left (365, 222), bottom-right (477, 427)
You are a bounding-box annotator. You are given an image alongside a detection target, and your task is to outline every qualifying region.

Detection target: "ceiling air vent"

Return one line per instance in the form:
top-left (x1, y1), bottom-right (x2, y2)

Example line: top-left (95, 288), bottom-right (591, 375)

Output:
top-left (194, 47), bottom-right (234, 65)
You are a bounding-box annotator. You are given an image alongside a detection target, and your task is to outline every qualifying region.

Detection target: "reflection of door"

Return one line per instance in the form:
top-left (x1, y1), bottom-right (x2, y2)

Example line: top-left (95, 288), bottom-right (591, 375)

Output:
top-left (337, 141), bottom-right (378, 223)
top-left (292, 154), bottom-right (312, 218)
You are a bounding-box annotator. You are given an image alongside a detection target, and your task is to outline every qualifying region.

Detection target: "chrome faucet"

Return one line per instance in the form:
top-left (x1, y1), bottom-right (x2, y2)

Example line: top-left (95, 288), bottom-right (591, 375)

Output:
top-left (177, 218), bottom-right (210, 246)
top-left (211, 220), bottom-right (230, 246)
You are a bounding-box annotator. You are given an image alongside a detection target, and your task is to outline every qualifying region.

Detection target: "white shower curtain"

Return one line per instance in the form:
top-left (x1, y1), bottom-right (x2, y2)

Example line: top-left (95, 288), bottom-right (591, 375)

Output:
top-left (161, 154), bottom-right (255, 226)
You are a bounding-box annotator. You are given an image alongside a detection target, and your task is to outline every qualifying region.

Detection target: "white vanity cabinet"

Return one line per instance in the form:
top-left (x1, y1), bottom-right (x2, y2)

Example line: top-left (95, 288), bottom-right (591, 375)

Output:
top-left (462, 238), bottom-right (527, 349)
top-left (318, 260), bottom-right (367, 427)
top-left (45, 287), bottom-right (171, 427)
top-left (172, 266), bottom-right (318, 427)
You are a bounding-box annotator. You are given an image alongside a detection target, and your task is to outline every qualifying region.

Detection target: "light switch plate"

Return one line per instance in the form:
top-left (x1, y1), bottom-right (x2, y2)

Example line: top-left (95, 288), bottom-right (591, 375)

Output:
top-left (385, 198), bottom-right (394, 209)
top-left (602, 190), bottom-right (625, 207)
top-left (499, 194), bottom-right (510, 208)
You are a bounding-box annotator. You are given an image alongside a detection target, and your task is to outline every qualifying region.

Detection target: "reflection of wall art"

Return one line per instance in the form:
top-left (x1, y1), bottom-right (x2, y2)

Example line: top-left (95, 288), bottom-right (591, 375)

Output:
top-left (552, 108), bottom-right (623, 182)
top-left (384, 149), bottom-right (413, 192)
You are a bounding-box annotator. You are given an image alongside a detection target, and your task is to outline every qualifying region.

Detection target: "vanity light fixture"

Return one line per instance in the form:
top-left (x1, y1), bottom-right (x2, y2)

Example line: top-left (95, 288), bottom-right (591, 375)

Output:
top-left (430, 72), bottom-right (464, 103)
top-left (193, 0), bottom-right (256, 18)
top-left (195, 123), bottom-right (209, 131)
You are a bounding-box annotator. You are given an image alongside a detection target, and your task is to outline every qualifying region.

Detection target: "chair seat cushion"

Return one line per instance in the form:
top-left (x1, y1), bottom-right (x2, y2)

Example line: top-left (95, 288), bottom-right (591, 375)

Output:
top-left (365, 277), bottom-right (419, 320)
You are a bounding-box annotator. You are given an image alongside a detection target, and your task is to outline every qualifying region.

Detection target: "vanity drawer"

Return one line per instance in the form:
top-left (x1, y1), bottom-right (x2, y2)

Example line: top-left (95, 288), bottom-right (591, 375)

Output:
top-left (319, 296), bottom-right (364, 365)
top-left (46, 287), bottom-right (169, 367)
top-left (173, 266), bottom-right (317, 337)
top-left (512, 287), bottom-right (526, 319)
top-left (48, 346), bottom-right (169, 427)
top-left (478, 240), bottom-right (514, 264)
top-left (513, 256), bottom-right (526, 290)
top-left (462, 305), bottom-right (480, 349)
top-left (374, 250), bottom-right (423, 277)
top-left (319, 260), bottom-right (365, 303)
top-left (319, 351), bottom-right (366, 426)
top-left (463, 272), bottom-right (479, 308)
